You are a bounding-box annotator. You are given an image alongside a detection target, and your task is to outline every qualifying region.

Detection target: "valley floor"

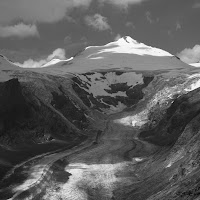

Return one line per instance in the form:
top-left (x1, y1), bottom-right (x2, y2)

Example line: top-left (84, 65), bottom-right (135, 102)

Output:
top-left (1, 108), bottom-right (197, 200)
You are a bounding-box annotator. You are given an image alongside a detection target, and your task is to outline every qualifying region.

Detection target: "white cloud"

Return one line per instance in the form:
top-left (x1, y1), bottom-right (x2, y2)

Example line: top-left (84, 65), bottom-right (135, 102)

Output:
top-left (0, 0), bottom-right (92, 24)
top-left (64, 35), bottom-right (72, 45)
top-left (145, 11), bottom-right (153, 24)
top-left (177, 45), bottom-right (200, 64)
top-left (176, 21), bottom-right (181, 31)
top-left (84, 14), bottom-right (111, 31)
top-left (47, 48), bottom-right (66, 60)
top-left (193, 2), bottom-right (200, 8)
top-left (15, 48), bottom-right (66, 68)
top-left (114, 34), bottom-right (122, 41)
top-left (0, 23), bottom-right (39, 38)
top-left (99, 0), bottom-right (147, 9)
top-left (145, 11), bottom-right (159, 24)
top-left (125, 21), bottom-right (135, 29)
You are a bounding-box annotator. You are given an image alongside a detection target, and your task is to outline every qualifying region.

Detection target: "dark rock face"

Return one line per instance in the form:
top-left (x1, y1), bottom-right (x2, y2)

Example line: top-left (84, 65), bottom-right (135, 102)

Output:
top-left (51, 86), bottom-right (89, 130)
top-left (0, 78), bottom-right (30, 135)
top-left (72, 71), bottom-right (154, 113)
top-left (0, 75), bottom-right (90, 181)
top-left (0, 78), bottom-right (83, 147)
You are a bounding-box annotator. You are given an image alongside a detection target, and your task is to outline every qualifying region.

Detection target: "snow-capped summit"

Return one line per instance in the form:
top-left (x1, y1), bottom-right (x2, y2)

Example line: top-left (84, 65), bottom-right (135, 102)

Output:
top-left (41, 36), bottom-right (190, 74)
top-left (190, 62), bottom-right (200, 67)
top-left (98, 36), bottom-right (173, 57)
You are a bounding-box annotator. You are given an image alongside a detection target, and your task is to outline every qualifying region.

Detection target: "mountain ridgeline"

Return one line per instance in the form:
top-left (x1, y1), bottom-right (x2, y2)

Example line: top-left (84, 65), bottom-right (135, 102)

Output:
top-left (0, 37), bottom-right (200, 200)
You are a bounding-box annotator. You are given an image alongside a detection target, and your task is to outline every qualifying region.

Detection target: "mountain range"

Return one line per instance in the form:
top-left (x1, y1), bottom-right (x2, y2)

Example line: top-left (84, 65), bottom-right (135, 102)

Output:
top-left (0, 36), bottom-right (200, 200)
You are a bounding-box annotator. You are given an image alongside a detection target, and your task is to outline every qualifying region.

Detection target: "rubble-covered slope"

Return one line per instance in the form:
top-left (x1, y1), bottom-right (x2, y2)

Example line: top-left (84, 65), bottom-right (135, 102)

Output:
top-left (2, 66), bottom-right (200, 200)
top-left (0, 70), bottom-right (97, 180)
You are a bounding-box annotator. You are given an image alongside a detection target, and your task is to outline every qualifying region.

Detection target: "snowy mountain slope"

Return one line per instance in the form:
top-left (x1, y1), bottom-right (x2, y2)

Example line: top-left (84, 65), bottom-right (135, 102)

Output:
top-left (72, 71), bottom-right (154, 114)
top-left (0, 36), bottom-right (194, 114)
top-left (85, 36), bottom-right (173, 57)
top-left (37, 36), bottom-right (192, 74)
top-left (190, 62), bottom-right (200, 67)
top-left (29, 36), bottom-right (193, 114)
top-left (41, 57), bottom-right (73, 67)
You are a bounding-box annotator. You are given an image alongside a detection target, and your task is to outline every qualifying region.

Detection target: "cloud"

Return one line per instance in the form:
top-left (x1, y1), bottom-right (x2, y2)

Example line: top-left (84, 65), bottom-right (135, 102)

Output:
top-left (0, 48), bottom-right (41, 63)
top-left (0, 0), bottom-right (92, 24)
top-left (15, 48), bottom-right (66, 68)
top-left (80, 36), bottom-right (88, 44)
top-left (167, 30), bottom-right (172, 37)
top-left (0, 23), bottom-right (39, 38)
top-left (63, 36), bottom-right (88, 57)
top-left (167, 21), bottom-right (182, 37)
top-left (47, 48), bottom-right (66, 60)
top-left (84, 14), bottom-right (111, 31)
top-left (145, 11), bottom-right (153, 24)
top-left (99, 0), bottom-right (147, 9)
top-left (193, 2), bottom-right (200, 8)
top-left (114, 34), bottom-right (122, 41)
top-left (145, 11), bottom-right (159, 24)
top-left (177, 45), bottom-right (200, 63)
top-left (64, 35), bottom-right (72, 45)
top-left (176, 21), bottom-right (181, 31)
top-left (125, 21), bottom-right (135, 29)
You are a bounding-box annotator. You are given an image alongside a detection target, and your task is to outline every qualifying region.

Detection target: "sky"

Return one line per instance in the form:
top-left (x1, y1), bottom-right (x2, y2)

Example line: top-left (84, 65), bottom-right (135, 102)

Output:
top-left (0, 0), bottom-right (200, 66)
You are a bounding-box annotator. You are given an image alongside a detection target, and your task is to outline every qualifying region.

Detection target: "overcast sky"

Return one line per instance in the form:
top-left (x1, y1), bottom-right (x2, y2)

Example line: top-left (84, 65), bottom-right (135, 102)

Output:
top-left (0, 0), bottom-right (200, 64)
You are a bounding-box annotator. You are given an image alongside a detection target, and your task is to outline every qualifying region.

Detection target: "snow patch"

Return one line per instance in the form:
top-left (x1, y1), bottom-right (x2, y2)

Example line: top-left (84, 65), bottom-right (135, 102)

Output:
top-left (165, 150), bottom-right (185, 168)
top-left (190, 63), bottom-right (200, 67)
top-left (76, 72), bottom-right (143, 98)
top-left (134, 158), bottom-right (144, 162)
top-left (75, 71), bottom-right (144, 114)
top-left (42, 57), bottom-right (74, 67)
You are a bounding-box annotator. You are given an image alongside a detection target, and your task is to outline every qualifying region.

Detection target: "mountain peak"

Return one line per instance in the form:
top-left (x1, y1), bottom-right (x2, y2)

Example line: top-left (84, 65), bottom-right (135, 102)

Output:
top-left (105, 36), bottom-right (173, 57)
top-left (43, 36), bottom-right (190, 73)
top-left (118, 36), bottom-right (139, 44)
top-left (89, 35), bottom-right (173, 57)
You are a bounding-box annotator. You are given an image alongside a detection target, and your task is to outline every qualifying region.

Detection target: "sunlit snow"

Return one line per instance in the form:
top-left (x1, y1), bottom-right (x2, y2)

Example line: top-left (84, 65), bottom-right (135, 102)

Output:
top-left (76, 72), bottom-right (143, 98)
top-left (42, 57), bottom-right (74, 67)
top-left (190, 63), bottom-right (200, 67)
top-left (87, 36), bottom-right (173, 58)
